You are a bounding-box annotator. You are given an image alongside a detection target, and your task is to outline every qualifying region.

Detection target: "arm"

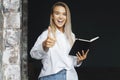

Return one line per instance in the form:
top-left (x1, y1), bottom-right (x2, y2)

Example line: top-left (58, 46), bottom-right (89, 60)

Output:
top-left (30, 27), bottom-right (56, 60)
top-left (30, 31), bottom-right (47, 60)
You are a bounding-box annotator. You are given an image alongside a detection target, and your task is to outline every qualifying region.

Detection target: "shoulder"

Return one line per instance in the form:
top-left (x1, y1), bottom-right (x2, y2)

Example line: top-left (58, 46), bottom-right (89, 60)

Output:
top-left (71, 32), bottom-right (76, 42)
top-left (37, 29), bottom-right (48, 39)
top-left (71, 32), bottom-right (75, 38)
top-left (41, 29), bottom-right (48, 35)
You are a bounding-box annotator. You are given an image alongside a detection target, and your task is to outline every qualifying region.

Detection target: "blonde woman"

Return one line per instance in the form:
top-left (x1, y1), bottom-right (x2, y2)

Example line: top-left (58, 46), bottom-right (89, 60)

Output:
top-left (30, 2), bottom-right (89, 80)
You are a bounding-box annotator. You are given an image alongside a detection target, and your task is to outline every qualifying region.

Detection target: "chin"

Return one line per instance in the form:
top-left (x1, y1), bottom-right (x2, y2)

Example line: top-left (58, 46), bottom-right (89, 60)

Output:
top-left (57, 25), bottom-right (64, 28)
top-left (57, 24), bottom-right (65, 27)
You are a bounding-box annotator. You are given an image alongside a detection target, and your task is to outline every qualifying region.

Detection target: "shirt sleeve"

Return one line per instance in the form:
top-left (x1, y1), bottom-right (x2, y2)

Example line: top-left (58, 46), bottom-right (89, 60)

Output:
top-left (72, 56), bottom-right (82, 67)
top-left (30, 30), bottom-right (48, 60)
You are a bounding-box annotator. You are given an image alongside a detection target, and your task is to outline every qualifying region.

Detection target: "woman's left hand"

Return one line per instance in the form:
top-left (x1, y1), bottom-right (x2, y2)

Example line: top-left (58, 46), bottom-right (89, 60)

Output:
top-left (76, 49), bottom-right (89, 64)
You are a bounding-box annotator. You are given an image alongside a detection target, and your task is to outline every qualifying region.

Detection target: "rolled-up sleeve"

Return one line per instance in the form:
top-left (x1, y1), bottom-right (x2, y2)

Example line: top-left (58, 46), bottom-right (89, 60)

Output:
top-left (30, 31), bottom-right (47, 60)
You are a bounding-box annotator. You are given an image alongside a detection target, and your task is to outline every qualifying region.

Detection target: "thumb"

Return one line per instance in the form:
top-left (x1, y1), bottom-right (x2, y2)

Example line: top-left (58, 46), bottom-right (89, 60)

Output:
top-left (47, 26), bottom-right (56, 40)
top-left (47, 26), bottom-right (51, 38)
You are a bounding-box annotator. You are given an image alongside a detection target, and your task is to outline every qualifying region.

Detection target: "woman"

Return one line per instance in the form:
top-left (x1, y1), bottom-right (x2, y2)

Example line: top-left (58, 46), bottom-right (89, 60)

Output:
top-left (30, 2), bottom-right (89, 80)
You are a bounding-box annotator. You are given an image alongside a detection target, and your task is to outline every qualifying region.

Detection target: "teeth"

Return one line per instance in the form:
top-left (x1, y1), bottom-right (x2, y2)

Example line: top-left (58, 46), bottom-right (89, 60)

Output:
top-left (58, 20), bottom-right (63, 23)
top-left (59, 20), bottom-right (62, 21)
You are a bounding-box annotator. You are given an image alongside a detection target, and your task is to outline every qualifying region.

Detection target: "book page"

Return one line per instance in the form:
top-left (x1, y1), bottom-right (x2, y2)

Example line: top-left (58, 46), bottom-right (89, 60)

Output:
top-left (90, 36), bottom-right (99, 42)
top-left (76, 36), bottom-right (99, 42)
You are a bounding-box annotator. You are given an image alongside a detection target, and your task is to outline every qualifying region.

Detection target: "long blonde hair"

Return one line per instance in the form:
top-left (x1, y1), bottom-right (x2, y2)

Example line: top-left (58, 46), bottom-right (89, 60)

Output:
top-left (50, 2), bottom-right (74, 46)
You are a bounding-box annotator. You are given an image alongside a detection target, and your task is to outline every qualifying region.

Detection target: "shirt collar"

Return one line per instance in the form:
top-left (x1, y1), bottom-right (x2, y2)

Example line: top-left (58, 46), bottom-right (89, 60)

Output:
top-left (56, 28), bottom-right (65, 35)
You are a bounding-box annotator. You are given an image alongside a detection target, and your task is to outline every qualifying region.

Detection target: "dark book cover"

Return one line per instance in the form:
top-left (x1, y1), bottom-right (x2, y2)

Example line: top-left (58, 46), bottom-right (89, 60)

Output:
top-left (69, 36), bottom-right (99, 56)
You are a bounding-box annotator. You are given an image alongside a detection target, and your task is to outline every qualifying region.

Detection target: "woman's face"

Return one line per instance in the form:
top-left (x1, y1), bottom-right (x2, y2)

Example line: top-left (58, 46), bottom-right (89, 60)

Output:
top-left (52, 6), bottom-right (67, 32)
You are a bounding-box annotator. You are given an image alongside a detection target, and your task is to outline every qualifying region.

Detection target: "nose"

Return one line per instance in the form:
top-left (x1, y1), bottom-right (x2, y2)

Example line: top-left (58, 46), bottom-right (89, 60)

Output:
top-left (59, 14), bottom-right (63, 19)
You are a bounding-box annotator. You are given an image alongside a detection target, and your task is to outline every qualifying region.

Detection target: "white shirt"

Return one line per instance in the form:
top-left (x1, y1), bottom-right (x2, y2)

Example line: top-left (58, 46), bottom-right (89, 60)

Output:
top-left (30, 29), bottom-right (82, 80)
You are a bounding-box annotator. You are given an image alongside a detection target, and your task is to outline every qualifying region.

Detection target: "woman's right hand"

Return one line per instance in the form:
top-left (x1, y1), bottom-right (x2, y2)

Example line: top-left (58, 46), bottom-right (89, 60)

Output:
top-left (42, 27), bottom-right (56, 51)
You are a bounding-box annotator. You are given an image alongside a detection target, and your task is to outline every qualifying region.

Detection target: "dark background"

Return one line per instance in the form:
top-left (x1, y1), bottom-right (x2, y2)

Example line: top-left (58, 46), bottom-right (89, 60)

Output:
top-left (28, 0), bottom-right (120, 80)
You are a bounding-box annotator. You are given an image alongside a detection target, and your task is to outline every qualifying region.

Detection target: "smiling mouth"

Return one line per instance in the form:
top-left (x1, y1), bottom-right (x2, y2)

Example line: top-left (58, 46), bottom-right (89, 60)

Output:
top-left (57, 20), bottom-right (64, 23)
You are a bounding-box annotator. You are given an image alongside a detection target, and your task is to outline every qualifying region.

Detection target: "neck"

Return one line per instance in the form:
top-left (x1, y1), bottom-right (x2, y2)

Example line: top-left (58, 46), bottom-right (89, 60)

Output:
top-left (58, 27), bottom-right (64, 33)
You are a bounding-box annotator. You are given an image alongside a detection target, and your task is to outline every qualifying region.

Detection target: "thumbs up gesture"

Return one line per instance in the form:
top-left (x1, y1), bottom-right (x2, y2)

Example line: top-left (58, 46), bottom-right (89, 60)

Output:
top-left (43, 26), bottom-right (56, 51)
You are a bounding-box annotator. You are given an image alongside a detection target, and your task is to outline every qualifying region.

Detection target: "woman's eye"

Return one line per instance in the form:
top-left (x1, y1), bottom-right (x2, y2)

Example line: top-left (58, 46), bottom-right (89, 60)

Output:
top-left (63, 13), bottom-right (67, 16)
top-left (54, 12), bottom-right (59, 15)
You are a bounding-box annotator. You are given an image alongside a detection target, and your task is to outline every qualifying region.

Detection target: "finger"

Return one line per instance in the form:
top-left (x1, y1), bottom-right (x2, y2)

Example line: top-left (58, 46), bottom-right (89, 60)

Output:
top-left (47, 26), bottom-right (52, 38)
top-left (47, 38), bottom-right (56, 44)
top-left (46, 42), bottom-right (53, 47)
top-left (50, 42), bottom-right (56, 47)
top-left (86, 49), bottom-right (89, 53)
top-left (76, 54), bottom-right (80, 60)
top-left (46, 39), bottom-right (56, 47)
top-left (78, 51), bottom-right (87, 60)
top-left (77, 52), bottom-right (82, 57)
top-left (85, 49), bottom-right (89, 56)
top-left (46, 42), bottom-right (55, 48)
top-left (76, 53), bottom-right (83, 61)
top-left (48, 41), bottom-right (55, 45)
top-left (82, 50), bottom-right (85, 56)
top-left (48, 37), bottom-right (56, 42)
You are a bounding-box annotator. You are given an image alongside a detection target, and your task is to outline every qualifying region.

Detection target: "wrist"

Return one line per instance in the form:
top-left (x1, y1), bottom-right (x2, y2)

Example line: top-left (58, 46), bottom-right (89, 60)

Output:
top-left (77, 60), bottom-right (82, 65)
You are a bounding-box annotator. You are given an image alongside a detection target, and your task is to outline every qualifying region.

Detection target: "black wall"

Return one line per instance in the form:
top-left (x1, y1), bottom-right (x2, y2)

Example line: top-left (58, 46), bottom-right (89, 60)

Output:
top-left (28, 0), bottom-right (120, 80)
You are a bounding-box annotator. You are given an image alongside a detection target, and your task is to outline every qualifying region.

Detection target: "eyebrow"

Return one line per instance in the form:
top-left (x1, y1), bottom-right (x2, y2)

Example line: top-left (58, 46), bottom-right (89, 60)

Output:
top-left (54, 10), bottom-right (66, 13)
